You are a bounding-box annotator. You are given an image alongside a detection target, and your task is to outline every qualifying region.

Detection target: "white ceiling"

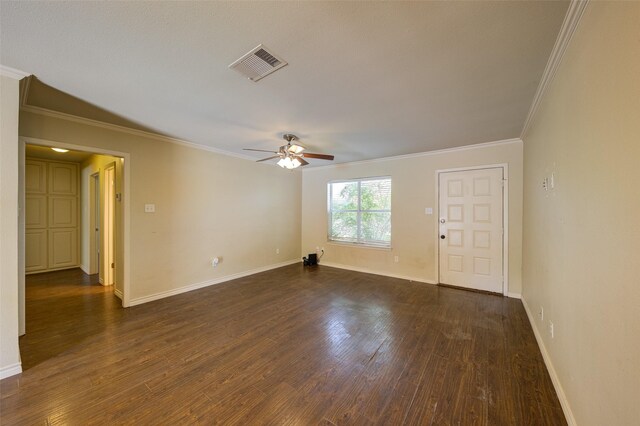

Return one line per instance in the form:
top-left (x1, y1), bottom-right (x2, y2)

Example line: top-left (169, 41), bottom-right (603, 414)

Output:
top-left (1, 1), bottom-right (569, 164)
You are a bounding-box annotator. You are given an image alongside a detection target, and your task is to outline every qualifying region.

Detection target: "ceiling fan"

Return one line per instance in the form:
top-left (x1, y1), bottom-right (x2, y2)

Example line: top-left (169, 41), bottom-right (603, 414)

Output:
top-left (244, 134), bottom-right (335, 169)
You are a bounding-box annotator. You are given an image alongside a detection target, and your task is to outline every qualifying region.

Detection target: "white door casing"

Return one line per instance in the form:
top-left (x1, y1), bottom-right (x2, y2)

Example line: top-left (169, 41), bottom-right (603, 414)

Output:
top-left (103, 164), bottom-right (116, 286)
top-left (438, 167), bottom-right (504, 293)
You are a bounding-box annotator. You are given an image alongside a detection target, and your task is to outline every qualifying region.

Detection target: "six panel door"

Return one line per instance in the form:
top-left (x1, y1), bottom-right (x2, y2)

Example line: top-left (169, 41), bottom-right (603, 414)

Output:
top-left (439, 168), bottom-right (504, 293)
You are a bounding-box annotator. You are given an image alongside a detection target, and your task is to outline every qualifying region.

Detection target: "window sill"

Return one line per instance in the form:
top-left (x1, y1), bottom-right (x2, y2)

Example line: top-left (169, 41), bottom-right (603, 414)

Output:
top-left (327, 241), bottom-right (392, 251)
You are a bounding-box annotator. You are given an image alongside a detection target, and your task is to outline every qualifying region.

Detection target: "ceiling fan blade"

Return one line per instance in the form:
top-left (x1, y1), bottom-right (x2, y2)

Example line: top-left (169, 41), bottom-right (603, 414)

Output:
top-left (244, 148), bottom-right (279, 154)
top-left (298, 157), bottom-right (309, 166)
top-left (302, 153), bottom-right (334, 161)
top-left (256, 155), bottom-right (280, 162)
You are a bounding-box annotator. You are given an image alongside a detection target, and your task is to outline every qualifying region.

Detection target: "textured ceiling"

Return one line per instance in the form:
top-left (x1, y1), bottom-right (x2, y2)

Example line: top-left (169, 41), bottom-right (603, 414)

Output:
top-left (1, 1), bottom-right (569, 164)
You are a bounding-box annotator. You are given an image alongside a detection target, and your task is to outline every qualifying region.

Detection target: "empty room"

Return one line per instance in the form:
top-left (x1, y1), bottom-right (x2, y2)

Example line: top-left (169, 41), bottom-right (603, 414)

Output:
top-left (0, 1), bottom-right (638, 425)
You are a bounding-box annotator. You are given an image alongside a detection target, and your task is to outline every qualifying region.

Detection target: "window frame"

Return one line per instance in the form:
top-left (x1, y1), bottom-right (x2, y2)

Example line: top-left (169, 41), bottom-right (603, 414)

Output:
top-left (327, 176), bottom-right (392, 248)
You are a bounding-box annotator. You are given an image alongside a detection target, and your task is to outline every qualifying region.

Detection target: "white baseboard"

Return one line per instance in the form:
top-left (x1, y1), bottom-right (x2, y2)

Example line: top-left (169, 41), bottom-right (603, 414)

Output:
top-left (319, 261), bottom-right (437, 285)
top-left (129, 259), bottom-right (300, 307)
top-left (521, 296), bottom-right (576, 426)
top-left (0, 363), bottom-right (22, 380)
top-left (80, 264), bottom-right (90, 275)
top-left (507, 292), bottom-right (522, 299)
top-left (114, 288), bottom-right (123, 300)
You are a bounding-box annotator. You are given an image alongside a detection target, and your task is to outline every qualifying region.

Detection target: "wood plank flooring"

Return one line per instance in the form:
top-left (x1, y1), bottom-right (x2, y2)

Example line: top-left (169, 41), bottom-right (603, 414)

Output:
top-left (1, 265), bottom-right (566, 425)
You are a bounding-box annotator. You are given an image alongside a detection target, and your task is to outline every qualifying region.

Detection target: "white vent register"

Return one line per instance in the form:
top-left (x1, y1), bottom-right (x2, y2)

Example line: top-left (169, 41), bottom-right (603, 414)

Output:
top-left (229, 44), bottom-right (288, 82)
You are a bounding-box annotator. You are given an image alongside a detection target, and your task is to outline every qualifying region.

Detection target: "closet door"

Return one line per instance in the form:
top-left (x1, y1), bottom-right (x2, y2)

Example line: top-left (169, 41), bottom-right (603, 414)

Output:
top-left (47, 162), bottom-right (79, 270)
top-left (25, 160), bottom-right (49, 272)
top-left (25, 158), bottom-right (80, 273)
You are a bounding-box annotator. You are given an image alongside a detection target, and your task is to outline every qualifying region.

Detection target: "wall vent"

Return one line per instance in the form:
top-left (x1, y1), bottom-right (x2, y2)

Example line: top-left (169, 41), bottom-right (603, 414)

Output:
top-left (229, 44), bottom-right (288, 82)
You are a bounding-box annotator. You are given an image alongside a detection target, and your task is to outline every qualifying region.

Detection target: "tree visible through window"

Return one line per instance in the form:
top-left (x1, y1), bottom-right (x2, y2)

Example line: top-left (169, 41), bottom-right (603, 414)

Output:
top-left (328, 177), bottom-right (391, 247)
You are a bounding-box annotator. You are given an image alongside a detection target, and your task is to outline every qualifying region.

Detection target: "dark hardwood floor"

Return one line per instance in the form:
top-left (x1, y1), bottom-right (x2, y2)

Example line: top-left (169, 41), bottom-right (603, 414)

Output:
top-left (1, 265), bottom-right (565, 425)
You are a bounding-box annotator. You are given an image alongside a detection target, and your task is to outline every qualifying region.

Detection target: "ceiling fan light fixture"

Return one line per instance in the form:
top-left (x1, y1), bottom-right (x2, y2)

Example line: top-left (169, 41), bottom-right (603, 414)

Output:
top-left (277, 156), bottom-right (301, 170)
top-left (245, 133), bottom-right (333, 169)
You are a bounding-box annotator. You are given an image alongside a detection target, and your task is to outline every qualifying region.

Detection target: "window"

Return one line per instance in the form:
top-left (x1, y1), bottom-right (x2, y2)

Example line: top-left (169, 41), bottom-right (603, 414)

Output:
top-left (328, 177), bottom-right (392, 247)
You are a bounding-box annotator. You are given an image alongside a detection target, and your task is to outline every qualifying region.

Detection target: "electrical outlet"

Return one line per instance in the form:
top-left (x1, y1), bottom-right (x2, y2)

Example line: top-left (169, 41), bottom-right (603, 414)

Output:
top-left (276, 248), bottom-right (280, 254)
top-left (542, 177), bottom-right (549, 191)
top-left (539, 306), bottom-right (544, 321)
top-left (212, 257), bottom-right (220, 268)
top-left (548, 321), bottom-right (554, 339)
top-left (316, 246), bottom-right (320, 253)
top-left (394, 255), bottom-right (399, 263)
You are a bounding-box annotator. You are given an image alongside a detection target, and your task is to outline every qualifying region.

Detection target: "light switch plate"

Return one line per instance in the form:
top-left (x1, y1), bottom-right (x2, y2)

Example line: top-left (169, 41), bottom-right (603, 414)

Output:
top-left (425, 207), bottom-right (433, 215)
top-left (144, 204), bottom-right (155, 213)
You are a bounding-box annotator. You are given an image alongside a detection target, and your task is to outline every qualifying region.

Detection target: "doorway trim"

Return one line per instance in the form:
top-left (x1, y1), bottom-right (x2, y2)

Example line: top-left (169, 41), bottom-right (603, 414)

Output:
top-left (103, 162), bottom-right (116, 287)
top-left (20, 136), bottom-right (132, 307)
top-left (89, 172), bottom-right (100, 278)
top-left (434, 163), bottom-right (509, 296)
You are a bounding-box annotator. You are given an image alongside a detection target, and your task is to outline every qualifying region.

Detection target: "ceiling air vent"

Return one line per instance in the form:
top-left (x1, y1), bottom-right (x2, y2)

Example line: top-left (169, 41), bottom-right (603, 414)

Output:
top-left (229, 44), bottom-right (288, 82)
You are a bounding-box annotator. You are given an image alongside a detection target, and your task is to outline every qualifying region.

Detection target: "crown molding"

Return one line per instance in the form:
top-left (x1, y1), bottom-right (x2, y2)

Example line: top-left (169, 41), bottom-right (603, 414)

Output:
top-left (520, 0), bottom-right (590, 138)
top-left (20, 75), bottom-right (33, 107)
top-left (20, 104), bottom-right (256, 161)
top-left (0, 65), bottom-right (31, 80)
top-left (302, 138), bottom-right (522, 172)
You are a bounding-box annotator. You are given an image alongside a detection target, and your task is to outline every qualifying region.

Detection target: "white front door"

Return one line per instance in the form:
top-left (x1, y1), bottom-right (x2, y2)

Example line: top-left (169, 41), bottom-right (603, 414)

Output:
top-left (438, 167), bottom-right (504, 293)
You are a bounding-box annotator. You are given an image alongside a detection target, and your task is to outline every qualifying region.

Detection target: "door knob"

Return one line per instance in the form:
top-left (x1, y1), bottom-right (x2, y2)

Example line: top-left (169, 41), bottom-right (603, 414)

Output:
top-left (440, 235), bottom-right (446, 239)
top-left (440, 219), bottom-right (446, 224)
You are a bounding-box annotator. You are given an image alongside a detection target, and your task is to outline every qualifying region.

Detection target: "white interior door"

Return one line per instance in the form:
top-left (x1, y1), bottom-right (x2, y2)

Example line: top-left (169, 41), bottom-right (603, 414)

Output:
top-left (439, 167), bottom-right (504, 293)
top-left (103, 165), bottom-right (115, 286)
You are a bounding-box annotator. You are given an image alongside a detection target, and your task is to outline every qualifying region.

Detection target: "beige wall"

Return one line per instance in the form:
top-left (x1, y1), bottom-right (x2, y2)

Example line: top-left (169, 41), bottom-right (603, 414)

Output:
top-left (302, 140), bottom-right (523, 294)
top-left (0, 75), bottom-right (22, 377)
top-left (20, 111), bottom-right (302, 303)
top-left (80, 154), bottom-right (123, 289)
top-left (521, 3), bottom-right (640, 425)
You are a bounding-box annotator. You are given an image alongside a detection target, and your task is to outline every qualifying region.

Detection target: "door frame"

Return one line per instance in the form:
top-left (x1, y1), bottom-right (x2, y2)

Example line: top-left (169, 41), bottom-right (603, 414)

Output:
top-left (434, 163), bottom-right (509, 296)
top-left (103, 162), bottom-right (116, 286)
top-left (89, 172), bottom-right (100, 277)
top-left (20, 136), bottom-right (132, 307)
